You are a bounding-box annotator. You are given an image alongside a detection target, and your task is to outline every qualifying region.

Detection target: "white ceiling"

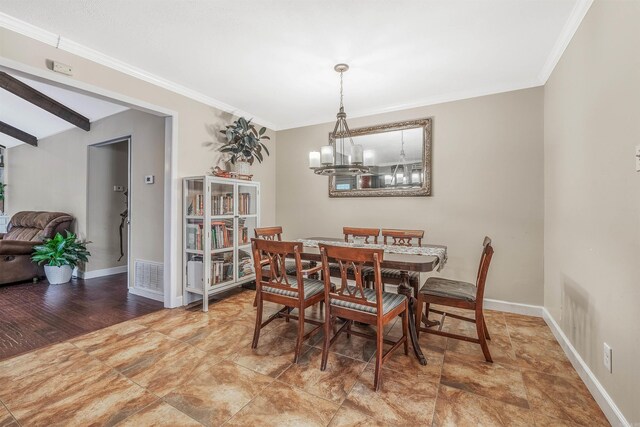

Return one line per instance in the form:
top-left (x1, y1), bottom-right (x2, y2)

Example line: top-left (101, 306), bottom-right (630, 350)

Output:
top-left (0, 0), bottom-right (588, 130)
top-left (0, 74), bottom-right (128, 147)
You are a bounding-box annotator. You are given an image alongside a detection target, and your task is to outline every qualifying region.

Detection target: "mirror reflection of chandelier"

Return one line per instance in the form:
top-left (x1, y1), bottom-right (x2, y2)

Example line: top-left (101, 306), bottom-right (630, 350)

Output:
top-left (392, 131), bottom-right (408, 185)
top-left (308, 64), bottom-right (370, 176)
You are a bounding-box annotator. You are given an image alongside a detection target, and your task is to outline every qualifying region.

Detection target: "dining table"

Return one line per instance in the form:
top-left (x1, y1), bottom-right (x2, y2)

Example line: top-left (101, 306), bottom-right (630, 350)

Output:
top-left (294, 237), bottom-right (448, 366)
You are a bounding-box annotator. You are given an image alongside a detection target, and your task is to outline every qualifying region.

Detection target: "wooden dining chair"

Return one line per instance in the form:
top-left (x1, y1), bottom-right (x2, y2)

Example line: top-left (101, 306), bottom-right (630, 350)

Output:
top-left (366, 229), bottom-right (425, 294)
top-left (251, 238), bottom-right (324, 363)
top-left (343, 226), bottom-right (380, 244)
top-left (415, 236), bottom-right (494, 362)
top-left (319, 244), bottom-right (409, 391)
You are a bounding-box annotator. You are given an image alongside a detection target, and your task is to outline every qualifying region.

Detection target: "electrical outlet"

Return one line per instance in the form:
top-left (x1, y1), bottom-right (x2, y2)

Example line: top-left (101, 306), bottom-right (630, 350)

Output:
top-left (113, 185), bottom-right (125, 192)
top-left (603, 343), bottom-right (612, 373)
top-left (144, 175), bottom-right (155, 184)
top-left (636, 145), bottom-right (640, 172)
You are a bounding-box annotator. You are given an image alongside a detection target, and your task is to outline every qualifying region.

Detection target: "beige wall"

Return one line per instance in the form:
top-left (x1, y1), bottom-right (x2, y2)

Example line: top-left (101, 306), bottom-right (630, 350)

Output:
top-left (276, 87), bottom-right (544, 305)
top-left (6, 109), bottom-right (165, 279)
top-left (88, 141), bottom-right (128, 271)
top-left (544, 1), bottom-right (640, 423)
top-left (0, 27), bottom-right (277, 302)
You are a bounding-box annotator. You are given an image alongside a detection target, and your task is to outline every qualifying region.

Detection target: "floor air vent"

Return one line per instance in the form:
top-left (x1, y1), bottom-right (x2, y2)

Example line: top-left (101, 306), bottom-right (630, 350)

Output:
top-left (134, 260), bottom-right (164, 294)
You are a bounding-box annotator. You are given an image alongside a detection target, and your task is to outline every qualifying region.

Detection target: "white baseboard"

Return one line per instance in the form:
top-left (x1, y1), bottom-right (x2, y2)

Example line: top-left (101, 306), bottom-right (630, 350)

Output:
top-left (542, 309), bottom-right (630, 427)
top-left (483, 298), bottom-right (544, 317)
top-left (128, 286), bottom-right (164, 303)
top-left (74, 265), bottom-right (127, 280)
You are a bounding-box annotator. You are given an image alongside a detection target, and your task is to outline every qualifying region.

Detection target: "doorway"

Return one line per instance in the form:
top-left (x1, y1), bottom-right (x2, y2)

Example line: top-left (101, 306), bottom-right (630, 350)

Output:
top-left (87, 138), bottom-right (131, 280)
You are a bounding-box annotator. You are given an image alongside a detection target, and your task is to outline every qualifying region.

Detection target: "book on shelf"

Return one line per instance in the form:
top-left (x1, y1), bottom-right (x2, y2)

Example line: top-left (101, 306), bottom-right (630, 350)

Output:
top-left (238, 254), bottom-right (254, 278)
top-left (211, 218), bottom-right (234, 249)
top-left (187, 193), bottom-right (204, 216)
top-left (237, 218), bottom-right (249, 245)
top-left (186, 223), bottom-right (203, 251)
top-left (212, 193), bottom-right (234, 216)
top-left (211, 260), bottom-right (233, 285)
top-left (238, 192), bottom-right (252, 215)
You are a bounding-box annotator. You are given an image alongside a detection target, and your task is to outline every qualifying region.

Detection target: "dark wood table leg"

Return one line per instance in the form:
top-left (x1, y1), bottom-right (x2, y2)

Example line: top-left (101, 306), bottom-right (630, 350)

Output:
top-left (397, 271), bottom-right (427, 366)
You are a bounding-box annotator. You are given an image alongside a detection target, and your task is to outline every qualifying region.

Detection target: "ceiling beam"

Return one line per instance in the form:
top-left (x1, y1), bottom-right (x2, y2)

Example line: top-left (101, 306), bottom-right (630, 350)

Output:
top-left (0, 121), bottom-right (38, 147)
top-left (0, 71), bottom-right (91, 132)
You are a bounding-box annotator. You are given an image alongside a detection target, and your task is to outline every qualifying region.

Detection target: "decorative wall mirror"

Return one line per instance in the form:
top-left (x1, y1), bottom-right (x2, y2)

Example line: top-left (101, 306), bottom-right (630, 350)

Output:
top-left (329, 118), bottom-right (432, 197)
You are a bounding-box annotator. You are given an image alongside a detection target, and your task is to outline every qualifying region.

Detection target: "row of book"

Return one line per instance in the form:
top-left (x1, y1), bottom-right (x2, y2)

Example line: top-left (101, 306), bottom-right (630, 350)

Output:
top-left (238, 192), bottom-right (252, 215)
top-left (211, 260), bottom-right (233, 284)
top-left (186, 194), bottom-right (205, 216)
top-left (187, 222), bottom-right (250, 251)
top-left (238, 255), bottom-right (254, 278)
top-left (212, 219), bottom-right (234, 249)
top-left (187, 192), bottom-right (253, 216)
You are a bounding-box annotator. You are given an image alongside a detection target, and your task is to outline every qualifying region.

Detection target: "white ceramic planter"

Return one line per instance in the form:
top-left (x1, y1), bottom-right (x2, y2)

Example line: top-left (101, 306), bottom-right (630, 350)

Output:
top-left (44, 265), bottom-right (73, 285)
top-left (234, 160), bottom-right (250, 175)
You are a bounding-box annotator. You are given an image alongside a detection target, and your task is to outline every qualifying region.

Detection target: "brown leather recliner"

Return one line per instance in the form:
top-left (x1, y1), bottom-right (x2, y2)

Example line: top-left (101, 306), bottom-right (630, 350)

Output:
top-left (0, 211), bottom-right (74, 285)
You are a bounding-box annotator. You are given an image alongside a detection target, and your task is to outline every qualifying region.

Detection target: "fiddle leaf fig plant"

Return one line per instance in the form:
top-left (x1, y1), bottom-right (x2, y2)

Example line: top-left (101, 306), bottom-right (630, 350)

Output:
top-left (219, 117), bottom-right (270, 165)
top-left (32, 232), bottom-right (91, 268)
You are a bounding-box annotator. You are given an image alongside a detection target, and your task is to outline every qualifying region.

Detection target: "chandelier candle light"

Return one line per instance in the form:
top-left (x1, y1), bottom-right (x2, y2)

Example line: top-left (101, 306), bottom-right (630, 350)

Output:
top-left (309, 64), bottom-right (369, 176)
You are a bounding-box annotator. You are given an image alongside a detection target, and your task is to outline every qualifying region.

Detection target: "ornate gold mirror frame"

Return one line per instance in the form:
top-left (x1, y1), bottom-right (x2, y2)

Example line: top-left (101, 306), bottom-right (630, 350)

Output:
top-left (328, 117), bottom-right (432, 197)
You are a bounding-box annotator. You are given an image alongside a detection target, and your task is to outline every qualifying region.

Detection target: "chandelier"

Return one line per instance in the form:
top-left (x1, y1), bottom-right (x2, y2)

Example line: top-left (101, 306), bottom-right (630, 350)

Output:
top-left (308, 64), bottom-right (369, 176)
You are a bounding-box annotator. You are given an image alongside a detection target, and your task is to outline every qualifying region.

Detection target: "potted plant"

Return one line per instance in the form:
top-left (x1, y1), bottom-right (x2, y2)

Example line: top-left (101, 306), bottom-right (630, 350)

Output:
top-left (32, 232), bottom-right (91, 285)
top-left (219, 117), bottom-right (270, 174)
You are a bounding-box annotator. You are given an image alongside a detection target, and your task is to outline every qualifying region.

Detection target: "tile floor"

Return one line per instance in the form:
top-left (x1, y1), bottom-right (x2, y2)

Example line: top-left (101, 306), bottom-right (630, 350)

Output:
top-left (0, 289), bottom-right (610, 426)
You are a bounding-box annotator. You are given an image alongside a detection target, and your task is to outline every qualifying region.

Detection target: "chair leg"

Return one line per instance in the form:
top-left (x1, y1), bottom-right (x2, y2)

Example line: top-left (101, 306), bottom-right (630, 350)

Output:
top-left (293, 304), bottom-right (305, 364)
top-left (402, 306), bottom-right (409, 356)
top-left (252, 293), bottom-right (263, 349)
top-left (475, 311), bottom-right (492, 363)
top-left (321, 312), bottom-right (332, 371)
top-left (346, 320), bottom-right (352, 339)
top-left (483, 317), bottom-right (491, 341)
top-left (373, 324), bottom-right (384, 391)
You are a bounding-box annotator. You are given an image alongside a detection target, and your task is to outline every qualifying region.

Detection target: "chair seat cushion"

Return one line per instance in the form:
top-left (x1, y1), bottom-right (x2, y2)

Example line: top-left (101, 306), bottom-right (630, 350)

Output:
top-left (331, 287), bottom-right (406, 314)
top-left (419, 277), bottom-right (477, 302)
top-left (263, 276), bottom-right (324, 299)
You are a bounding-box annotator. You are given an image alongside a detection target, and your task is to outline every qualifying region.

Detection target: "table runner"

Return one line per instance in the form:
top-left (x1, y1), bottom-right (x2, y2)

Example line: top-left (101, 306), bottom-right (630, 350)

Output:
top-left (296, 239), bottom-right (447, 271)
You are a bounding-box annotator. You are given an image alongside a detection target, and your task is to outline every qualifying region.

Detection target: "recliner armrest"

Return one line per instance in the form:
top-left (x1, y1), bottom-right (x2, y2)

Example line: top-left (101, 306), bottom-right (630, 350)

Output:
top-left (0, 240), bottom-right (40, 255)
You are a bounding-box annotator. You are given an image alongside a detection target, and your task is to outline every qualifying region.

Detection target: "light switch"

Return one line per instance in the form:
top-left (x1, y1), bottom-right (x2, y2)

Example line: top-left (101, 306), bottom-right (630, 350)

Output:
top-left (636, 145), bottom-right (640, 172)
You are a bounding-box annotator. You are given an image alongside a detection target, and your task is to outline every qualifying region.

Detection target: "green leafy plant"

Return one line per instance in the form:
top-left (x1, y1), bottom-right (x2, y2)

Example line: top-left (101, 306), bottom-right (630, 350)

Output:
top-left (219, 117), bottom-right (270, 165)
top-left (0, 183), bottom-right (6, 201)
top-left (32, 232), bottom-right (91, 268)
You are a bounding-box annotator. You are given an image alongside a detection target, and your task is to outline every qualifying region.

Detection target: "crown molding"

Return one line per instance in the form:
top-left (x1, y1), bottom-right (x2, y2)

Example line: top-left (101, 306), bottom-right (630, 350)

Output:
top-left (537, 0), bottom-right (593, 84)
top-left (278, 79), bottom-right (543, 130)
top-left (0, 12), bottom-right (278, 130)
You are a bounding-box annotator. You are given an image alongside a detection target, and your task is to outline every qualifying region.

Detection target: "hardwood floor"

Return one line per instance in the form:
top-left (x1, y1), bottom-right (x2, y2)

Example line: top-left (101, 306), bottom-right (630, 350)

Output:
top-left (0, 273), bottom-right (163, 361)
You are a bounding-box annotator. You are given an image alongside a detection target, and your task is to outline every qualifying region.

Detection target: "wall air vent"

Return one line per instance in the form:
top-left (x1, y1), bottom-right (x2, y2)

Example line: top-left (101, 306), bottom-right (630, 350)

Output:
top-left (134, 259), bottom-right (164, 294)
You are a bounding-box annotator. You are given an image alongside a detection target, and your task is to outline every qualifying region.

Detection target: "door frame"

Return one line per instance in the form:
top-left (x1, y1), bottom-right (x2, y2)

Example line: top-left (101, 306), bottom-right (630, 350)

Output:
top-left (0, 57), bottom-right (181, 308)
top-left (86, 137), bottom-right (132, 286)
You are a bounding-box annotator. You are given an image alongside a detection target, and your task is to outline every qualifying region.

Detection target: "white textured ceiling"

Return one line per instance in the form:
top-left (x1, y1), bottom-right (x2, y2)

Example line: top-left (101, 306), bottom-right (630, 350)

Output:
top-left (0, 74), bottom-right (128, 147)
top-left (0, 0), bottom-right (586, 130)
